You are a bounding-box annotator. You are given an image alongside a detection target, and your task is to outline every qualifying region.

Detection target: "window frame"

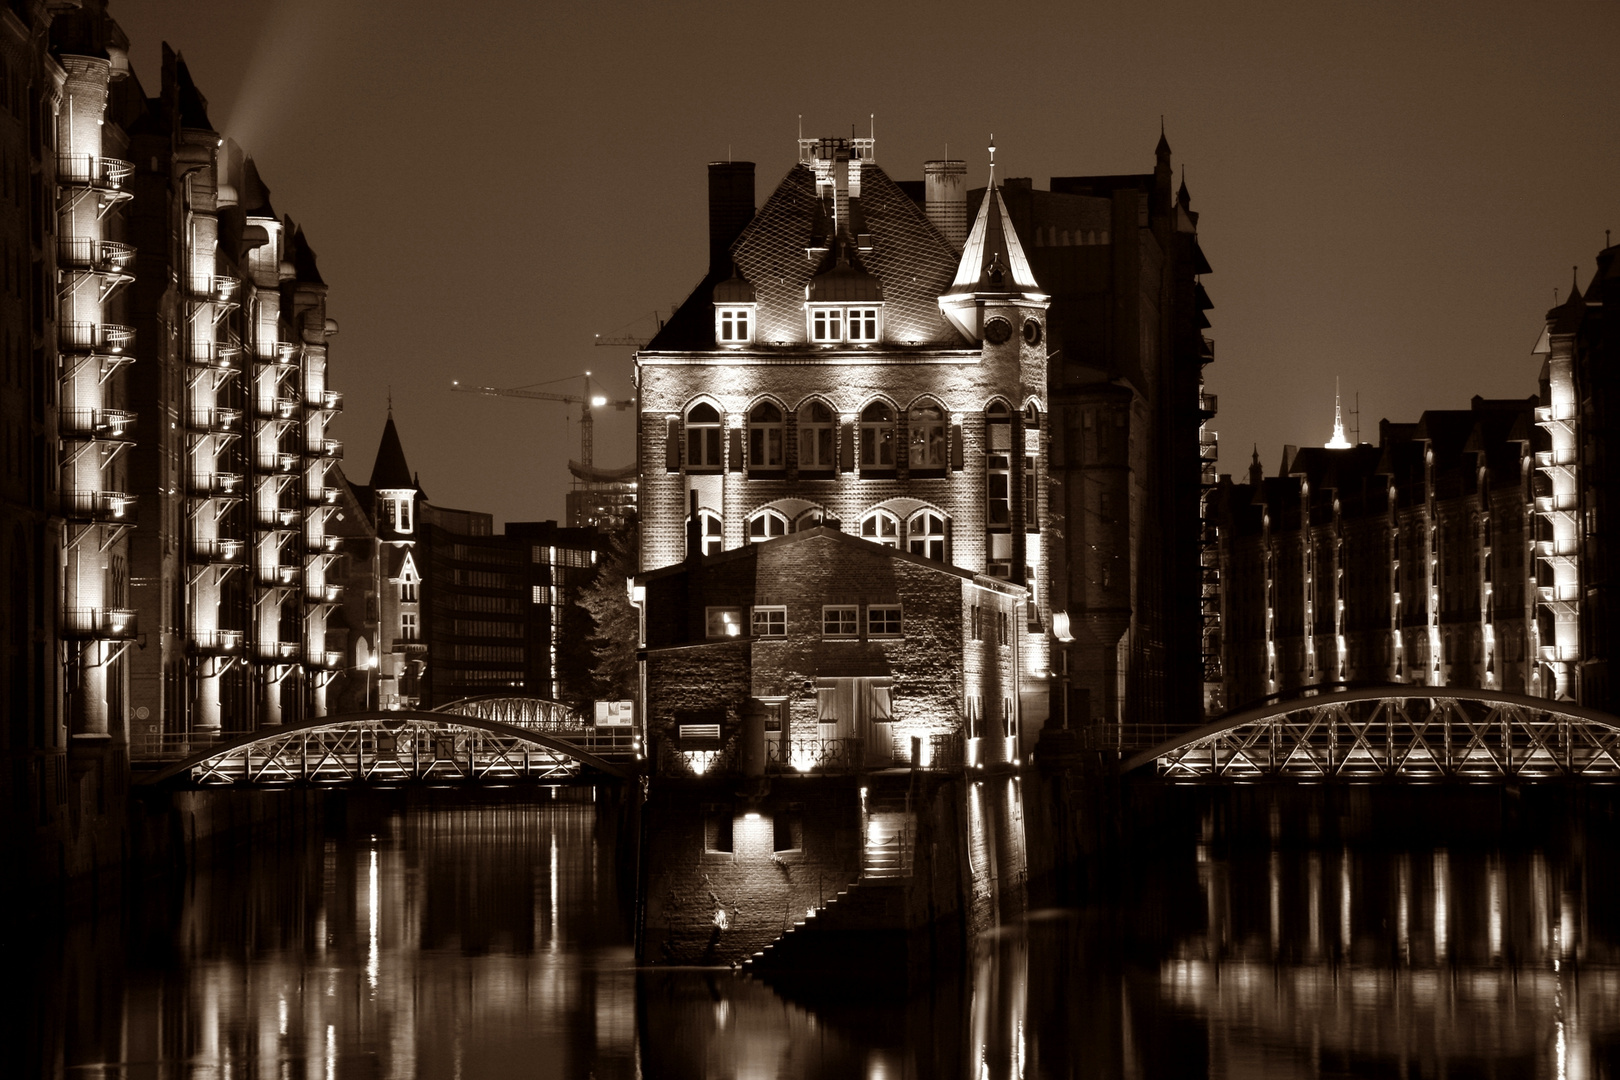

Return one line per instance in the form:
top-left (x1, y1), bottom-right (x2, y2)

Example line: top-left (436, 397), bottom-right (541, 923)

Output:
top-left (859, 401), bottom-right (896, 469)
top-left (751, 605), bottom-right (787, 637)
top-left (685, 402), bottom-right (722, 470)
top-left (797, 401), bottom-right (837, 470)
top-left (907, 510), bottom-right (947, 562)
top-left (846, 306), bottom-right (881, 343)
top-left (822, 605), bottom-right (859, 639)
top-left (867, 604), bottom-right (903, 638)
top-left (809, 306), bottom-right (844, 344)
top-left (747, 402), bottom-right (785, 471)
top-left (400, 611), bottom-right (419, 641)
top-left (748, 508), bottom-right (788, 542)
top-left (716, 305), bottom-right (754, 345)
top-left (705, 606), bottom-right (745, 639)
top-left (860, 509), bottom-right (901, 548)
top-left (695, 509), bottom-right (724, 557)
top-left (908, 403), bottom-right (948, 470)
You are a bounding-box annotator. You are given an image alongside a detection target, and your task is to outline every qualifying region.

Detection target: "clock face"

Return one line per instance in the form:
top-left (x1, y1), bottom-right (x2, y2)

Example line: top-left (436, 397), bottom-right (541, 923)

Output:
top-left (1023, 319), bottom-right (1043, 346)
top-left (984, 318), bottom-right (1012, 345)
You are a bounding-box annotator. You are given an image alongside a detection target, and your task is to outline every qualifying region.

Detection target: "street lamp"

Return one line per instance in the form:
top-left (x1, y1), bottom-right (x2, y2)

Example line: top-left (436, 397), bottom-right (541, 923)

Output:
top-left (366, 653), bottom-right (378, 711)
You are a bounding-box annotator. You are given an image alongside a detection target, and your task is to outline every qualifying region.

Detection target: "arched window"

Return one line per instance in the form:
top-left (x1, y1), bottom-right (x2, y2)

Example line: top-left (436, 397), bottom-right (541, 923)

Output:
top-left (859, 402), bottom-right (895, 469)
top-left (692, 509), bottom-right (723, 556)
top-left (907, 511), bottom-right (947, 562)
top-left (861, 509), bottom-right (900, 548)
top-left (798, 401), bottom-right (836, 470)
top-left (986, 401), bottom-right (1012, 528)
top-left (793, 508), bottom-right (825, 532)
top-left (686, 403), bottom-right (721, 469)
top-left (908, 403), bottom-right (947, 469)
top-left (748, 402), bottom-right (784, 471)
top-left (748, 508), bottom-right (788, 542)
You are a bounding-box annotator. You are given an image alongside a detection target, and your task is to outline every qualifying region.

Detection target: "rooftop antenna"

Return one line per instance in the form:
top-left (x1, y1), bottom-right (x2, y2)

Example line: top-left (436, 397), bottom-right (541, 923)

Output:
top-left (1351, 392), bottom-right (1361, 445)
top-left (870, 113), bottom-right (874, 141)
top-left (988, 134), bottom-right (996, 185)
top-left (1325, 377), bottom-right (1352, 449)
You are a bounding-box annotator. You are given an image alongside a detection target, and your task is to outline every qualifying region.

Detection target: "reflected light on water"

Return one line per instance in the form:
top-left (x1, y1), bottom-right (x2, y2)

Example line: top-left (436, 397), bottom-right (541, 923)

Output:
top-left (367, 846), bottom-right (380, 990)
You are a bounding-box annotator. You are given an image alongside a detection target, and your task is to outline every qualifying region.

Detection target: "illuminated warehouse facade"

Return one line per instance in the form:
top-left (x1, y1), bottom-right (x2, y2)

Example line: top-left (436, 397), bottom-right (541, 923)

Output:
top-left (635, 135), bottom-right (1053, 754)
top-left (635, 131), bottom-right (1215, 746)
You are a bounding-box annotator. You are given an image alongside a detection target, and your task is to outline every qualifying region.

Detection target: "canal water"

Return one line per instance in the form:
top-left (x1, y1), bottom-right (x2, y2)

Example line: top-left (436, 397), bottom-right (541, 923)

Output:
top-left (16, 787), bottom-right (1620, 1078)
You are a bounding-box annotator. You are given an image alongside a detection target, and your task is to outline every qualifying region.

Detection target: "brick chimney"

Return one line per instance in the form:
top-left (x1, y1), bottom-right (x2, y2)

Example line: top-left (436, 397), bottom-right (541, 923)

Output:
top-left (708, 162), bottom-right (756, 276)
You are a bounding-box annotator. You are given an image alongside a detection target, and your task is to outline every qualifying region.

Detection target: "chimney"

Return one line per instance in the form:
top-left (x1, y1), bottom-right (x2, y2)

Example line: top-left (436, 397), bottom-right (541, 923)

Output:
top-left (924, 160), bottom-right (967, 250)
top-left (708, 162), bottom-right (756, 276)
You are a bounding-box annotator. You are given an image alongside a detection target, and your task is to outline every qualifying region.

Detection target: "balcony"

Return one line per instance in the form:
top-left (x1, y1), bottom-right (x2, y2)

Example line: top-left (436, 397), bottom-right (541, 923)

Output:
top-left (57, 236), bottom-right (136, 273)
top-left (252, 396), bottom-right (301, 421)
top-left (1535, 403), bottom-right (1575, 424)
top-left (273, 342), bottom-right (301, 367)
top-left (253, 640), bottom-right (301, 663)
top-left (258, 451), bottom-right (300, 475)
top-left (309, 438), bottom-right (343, 459)
top-left (304, 534), bottom-right (343, 555)
top-left (1538, 583), bottom-right (1580, 603)
top-left (189, 341), bottom-right (243, 370)
top-left (189, 537), bottom-right (245, 565)
top-left (1534, 538), bottom-right (1579, 559)
top-left (306, 583), bottom-right (343, 604)
top-left (256, 564), bottom-right (302, 587)
top-left (61, 489), bottom-right (136, 523)
top-left (1199, 336), bottom-right (1215, 363)
top-left (255, 506), bottom-right (300, 530)
top-left (59, 322), bottom-right (134, 354)
top-left (62, 607), bottom-right (137, 640)
top-left (60, 407), bottom-right (136, 442)
top-left (190, 629), bottom-right (245, 656)
top-left (305, 486), bottom-right (340, 507)
top-left (1534, 493), bottom-right (1576, 514)
top-left (189, 471), bottom-right (245, 499)
top-left (1199, 429), bottom-right (1219, 463)
top-left (1539, 645), bottom-right (1579, 664)
top-left (1535, 449), bottom-right (1576, 469)
top-left (187, 407), bottom-right (242, 434)
top-left (306, 649), bottom-right (344, 670)
top-left (309, 389), bottom-right (343, 412)
top-left (188, 274), bottom-right (240, 303)
top-left (57, 154), bottom-right (134, 189)
top-left (1198, 392), bottom-right (1218, 419)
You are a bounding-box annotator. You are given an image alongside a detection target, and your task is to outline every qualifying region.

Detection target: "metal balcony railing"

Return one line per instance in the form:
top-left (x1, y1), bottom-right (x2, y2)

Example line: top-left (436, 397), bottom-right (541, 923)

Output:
top-left (59, 407), bottom-right (136, 442)
top-left (252, 396), bottom-right (300, 421)
top-left (187, 407), bottom-right (241, 433)
top-left (254, 640), bottom-right (301, 663)
top-left (256, 564), bottom-right (302, 587)
top-left (259, 451), bottom-right (299, 475)
top-left (1534, 538), bottom-right (1579, 559)
top-left (62, 607), bottom-right (137, 640)
top-left (1198, 391), bottom-right (1218, 418)
top-left (188, 274), bottom-right (240, 303)
top-left (189, 537), bottom-right (245, 564)
top-left (309, 438), bottom-right (343, 459)
top-left (1199, 336), bottom-right (1215, 362)
top-left (1535, 403), bottom-right (1576, 424)
top-left (59, 322), bottom-right (134, 354)
top-left (1539, 645), bottom-right (1579, 664)
top-left (305, 648), bottom-right (344, 670)
top-left (305, 583), bottom-right (343, 604)
top-left (255, 506), bottom-right (300, 530)
top-left (188, 471), bottom-right (244, 498)
top-left (1534, 493), bottom-right (1577, 514)
top-left (305, 486), bottom-right (340, 507)
top-left (57, 236), bottom-right (136, 273)
top-left (765, 736), bottom-right (865, 774)
top-left (1535, 449), bottom-right (1576, 469)
top-left (1199, 429), bottom-right (1219, 462)
top-left (304, 534), bottom-right (342, 555)
top-left (56, 154), bottom-right (134, 189)
top-left (61, 489), bottom-right (135, 523)
top-left (189, 341), bottom-right (243, 369)
top-left (190, 629), bottom-right (245, 655)
top-left (1538, 583), bottom-right (1580, 603)
top-left (274, 342), bottom-right (301, 366)
top-left (310, 389), bottom-right (343, 411)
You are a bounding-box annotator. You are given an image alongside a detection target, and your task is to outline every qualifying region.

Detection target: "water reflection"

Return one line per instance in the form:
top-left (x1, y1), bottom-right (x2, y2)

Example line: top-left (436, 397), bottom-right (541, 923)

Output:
top-left (19, 790), bottom-right (1620, 1078)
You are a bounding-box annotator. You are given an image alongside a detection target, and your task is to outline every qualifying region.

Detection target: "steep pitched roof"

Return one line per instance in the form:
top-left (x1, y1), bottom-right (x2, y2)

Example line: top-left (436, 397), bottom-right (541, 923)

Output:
top-left (947, 182), bottom-right (1040, 297)
top-left (370, 413), bottom-right (414, 490)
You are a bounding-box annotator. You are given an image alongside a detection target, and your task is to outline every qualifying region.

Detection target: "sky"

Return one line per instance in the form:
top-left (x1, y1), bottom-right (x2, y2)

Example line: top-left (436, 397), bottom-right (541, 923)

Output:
top-left (110, 0), bottom-right (1620, 529)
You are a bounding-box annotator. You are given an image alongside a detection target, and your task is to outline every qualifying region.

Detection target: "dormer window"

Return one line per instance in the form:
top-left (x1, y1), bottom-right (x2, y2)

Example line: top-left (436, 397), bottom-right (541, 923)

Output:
top-left (717, 306), bottom-right (753, 345)
top-left (808, 305), bottom-right (883, 345)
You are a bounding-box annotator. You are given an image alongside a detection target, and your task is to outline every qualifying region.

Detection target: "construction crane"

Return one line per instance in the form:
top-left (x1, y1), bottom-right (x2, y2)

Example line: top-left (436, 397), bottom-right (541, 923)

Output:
top-left (593, 309), bottom-right (666, 348)
top-left (450, 372), bottom-right (631, 468)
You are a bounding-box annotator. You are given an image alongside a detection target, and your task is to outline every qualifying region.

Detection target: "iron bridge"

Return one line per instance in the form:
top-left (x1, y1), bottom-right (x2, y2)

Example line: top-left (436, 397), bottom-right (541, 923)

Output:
top-left (1122, 686), bottom-right (1620, 782)
top-left (139, 696), bottom-right (641, 786)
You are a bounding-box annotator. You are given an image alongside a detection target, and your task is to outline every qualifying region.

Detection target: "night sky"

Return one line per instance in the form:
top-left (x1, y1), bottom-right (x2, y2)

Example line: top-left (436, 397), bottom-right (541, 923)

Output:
top-left (111, 1), bottom-right (1620, 529)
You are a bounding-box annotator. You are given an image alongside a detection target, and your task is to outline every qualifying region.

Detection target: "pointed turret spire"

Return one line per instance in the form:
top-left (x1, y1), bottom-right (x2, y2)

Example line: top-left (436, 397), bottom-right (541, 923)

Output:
top-left (937, 137), bottom-right (1046, 342)
top-left (1324, 378), bottom-right (1352, 449)
top-left (371, 412), bottom-right (415, 491)
top-left (1249, 444), bottom-right (1264, 487)
top-left (1156, 117), bottom-right (1171, 161)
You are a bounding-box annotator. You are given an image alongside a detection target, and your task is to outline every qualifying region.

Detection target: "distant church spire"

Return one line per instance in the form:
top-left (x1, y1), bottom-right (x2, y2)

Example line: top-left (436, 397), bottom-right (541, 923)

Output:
top-left (1324, 378), bottom-right (1352, 449)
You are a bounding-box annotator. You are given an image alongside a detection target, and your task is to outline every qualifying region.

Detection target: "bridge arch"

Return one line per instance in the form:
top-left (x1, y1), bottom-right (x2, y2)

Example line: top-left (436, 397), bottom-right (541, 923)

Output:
top-left (1122, 686), bottom-right (1620, 781)
top-left (141, 709), bottom-right (636, 786)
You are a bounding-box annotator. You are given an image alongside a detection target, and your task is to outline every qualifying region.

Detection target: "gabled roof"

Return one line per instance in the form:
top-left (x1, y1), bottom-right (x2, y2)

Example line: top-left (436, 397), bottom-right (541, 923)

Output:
top-left (370, 413), bottom-right (414, 490)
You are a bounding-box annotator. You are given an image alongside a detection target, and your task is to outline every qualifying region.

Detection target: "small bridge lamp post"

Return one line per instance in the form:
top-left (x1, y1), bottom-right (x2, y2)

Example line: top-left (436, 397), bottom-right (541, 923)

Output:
top-left (365, 653), bottom-right (378, 711)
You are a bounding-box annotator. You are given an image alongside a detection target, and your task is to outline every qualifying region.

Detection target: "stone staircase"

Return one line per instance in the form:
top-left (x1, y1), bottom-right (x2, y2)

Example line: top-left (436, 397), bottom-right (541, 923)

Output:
top-left (743, 879), bottom-right (909, 975)
top-left (863, 787), bottom-right (913, 880)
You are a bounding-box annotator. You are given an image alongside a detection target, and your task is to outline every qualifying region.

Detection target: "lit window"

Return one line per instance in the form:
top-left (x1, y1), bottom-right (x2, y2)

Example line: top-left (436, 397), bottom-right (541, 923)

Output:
top-left (400, 612), bottom-right (419, 641)
top-left (860, 509), bottom-right (900, 548)
top-left (686, 403), bottom-right (722, 469)
top-left (749, 509), bottom-right (788, 542)
top-left (752, 606), bottom-right (786, 637)
top-left (908, 404), bottom-right (947, 469)
top-left (847, 307), bottom-right (881, 342)
top-left (798, 401), bottom-right (836, 470)
top-left (822, 605), bottom-right (859, 638)
top-left (907, 511), bottom-right (947, 562)
top-left (706, 607), bottom-right (744, 639)
top-left (531, 585), bottom-right (551, 604)
top-left (868, 605), bottom-right (902, 637)
top-left (748, 402), bottom-right (784, 470)
top-left (717, 306), bottom-right (752, 344)
top-left (810, 307), bottom-right (844, 343)
top-left (693, 510), bottom-right (723, 557)
top-left (859, 402), bottom-right (895, 469)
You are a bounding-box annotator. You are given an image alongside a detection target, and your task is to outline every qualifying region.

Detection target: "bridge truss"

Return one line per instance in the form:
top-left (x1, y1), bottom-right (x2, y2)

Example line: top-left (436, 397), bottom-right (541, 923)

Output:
top-left (142, 700), bottom-right (639, 787)
top-left (1123, 687), bottom-right (1620, 781)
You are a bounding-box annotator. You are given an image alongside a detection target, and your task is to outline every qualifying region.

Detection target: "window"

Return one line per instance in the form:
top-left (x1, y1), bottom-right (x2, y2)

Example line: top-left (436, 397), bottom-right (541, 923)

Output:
top-left (400, 612), bottom-right (419, 641)
top-left (706, 607), bottom-right (745, 638)
top-left (908, 511), bottom-right (947, 562)
top-left (998, 609), bottom-right (1009, 646)
top-left (773, 806), bottom-right (803, 853)
top-left (971, 604), bottom-right (981, 640)
top-left (386, 494), bottom-right (413, 534)
top-left (749, 509), bottom-right (788, 542)
top-left (752, 606), bottom-right (786, 637)
top-left (693, 510), bottom-right (723, 556)
top-left (908, 404), bottom-right (947, 469)
top-left (859, 402), bottom-right (895, 469)
top-left (400, 579), bottom-right (418, 603)
top-left (861, 509), bottom-right (900, 548)
top-left (810, 307), bottom-right (843, 343)
top-left (531, 585), bottom-right (551, 604)
top-left (705, 810), bottom-right (734, 854)
top-left (798, 401), bottom-right (836, 470)
top-left (987, 455), bottom-right (1010, 526)
top-left (868, 605), bottom-right (902, 637)
top-left (686, 402), bottom-right (722, 469)
top-left (717, 306), bottom-right (752, 344)
top-left (748, 402), bottom-right (784, 470)
top-left (847, 307), bottom-right (881, 342)
top-left (823, 605), bottom-right (859, 638)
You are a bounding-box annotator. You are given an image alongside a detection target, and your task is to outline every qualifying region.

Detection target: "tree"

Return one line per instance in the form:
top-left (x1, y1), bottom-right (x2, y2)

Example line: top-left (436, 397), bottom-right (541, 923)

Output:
top-left (576, 515), bottom-right (639, 702)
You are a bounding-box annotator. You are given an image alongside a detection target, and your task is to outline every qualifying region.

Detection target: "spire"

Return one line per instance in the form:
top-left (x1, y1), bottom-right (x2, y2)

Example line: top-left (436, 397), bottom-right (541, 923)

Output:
top-left (370, 412), bottom-right (415, 491)
top-left (1156, 117), bottom-right (1171, 162)
top-left (937, 137), bottom-right (1045, 342)
top-left (1249, 444), bottom-right (1264, 487)
top-left (1324, 378), bottom-right (1352, 449)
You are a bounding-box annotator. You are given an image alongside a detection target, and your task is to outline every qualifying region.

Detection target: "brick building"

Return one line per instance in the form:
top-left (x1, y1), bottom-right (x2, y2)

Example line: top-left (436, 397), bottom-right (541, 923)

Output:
top-left (334, 412), bottom-right (606, 711)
